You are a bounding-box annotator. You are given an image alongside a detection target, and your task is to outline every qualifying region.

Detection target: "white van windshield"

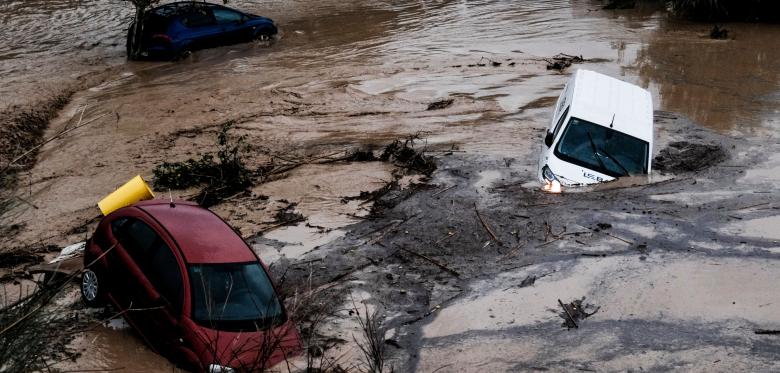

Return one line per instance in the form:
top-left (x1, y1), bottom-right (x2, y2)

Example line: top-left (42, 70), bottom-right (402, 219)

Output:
top-left (554, 117), bottom-right (648, 177)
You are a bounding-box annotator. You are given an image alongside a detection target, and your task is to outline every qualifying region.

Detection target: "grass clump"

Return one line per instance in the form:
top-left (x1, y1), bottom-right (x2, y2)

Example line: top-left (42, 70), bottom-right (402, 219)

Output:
top-left (153, 121), bottom-right (252, 206)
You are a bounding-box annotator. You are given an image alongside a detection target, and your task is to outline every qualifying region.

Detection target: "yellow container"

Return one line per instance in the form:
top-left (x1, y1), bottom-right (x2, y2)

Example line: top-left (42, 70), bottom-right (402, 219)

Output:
top-left (98, 175), bottom-right (155, 215)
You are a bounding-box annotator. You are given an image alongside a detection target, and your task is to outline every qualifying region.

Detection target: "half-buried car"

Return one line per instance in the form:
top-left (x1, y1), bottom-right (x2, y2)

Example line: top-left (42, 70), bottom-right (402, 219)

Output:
top-left (538, 69), bottom-right (654, 192)
top-left (81, 199), bottom-right (300, 371)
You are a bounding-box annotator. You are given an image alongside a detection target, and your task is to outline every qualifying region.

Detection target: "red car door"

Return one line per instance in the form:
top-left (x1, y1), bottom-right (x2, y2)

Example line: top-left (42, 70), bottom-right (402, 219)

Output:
top-left (110, 217), bottom-right (184, 357)
top-left (105, 217), bottom-right (166, 350)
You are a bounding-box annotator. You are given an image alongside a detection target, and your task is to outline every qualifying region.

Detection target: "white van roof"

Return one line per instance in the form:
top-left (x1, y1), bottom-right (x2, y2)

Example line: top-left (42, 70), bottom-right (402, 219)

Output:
top-left (569, 69), bottom-right (653, 143)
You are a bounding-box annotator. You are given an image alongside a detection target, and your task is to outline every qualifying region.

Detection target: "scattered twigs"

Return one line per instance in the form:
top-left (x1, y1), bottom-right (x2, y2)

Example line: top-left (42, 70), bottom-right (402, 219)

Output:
top-left (558, 299), bottom-right (578, 329)
top-left (731, 202), bottom-right (771, 211)
top-left (432, 184), bottom-right (455, 196)
top-left (435, 231), bottom-right (457, 245)
top-left (536, 237), bottom-right (562, 248)
top-left (12, 195), bottom-right (39, 210)
top-left (576, 224), bottom-right (633, 245)
top-left (396, 245), bottom-right (460, 277)
top-left (474, 202), bottom-right (502, 245)
top-left (258, 216), bottom-right (305, 234)
top-left (365, 220), bottom-right (403, 246)
top-left (1, 112), bottom-right (109, 174)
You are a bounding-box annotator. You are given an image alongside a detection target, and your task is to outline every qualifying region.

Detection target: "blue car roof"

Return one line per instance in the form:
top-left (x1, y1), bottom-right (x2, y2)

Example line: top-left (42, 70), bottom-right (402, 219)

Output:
top-left (150, 1), bottom-right (245, 17)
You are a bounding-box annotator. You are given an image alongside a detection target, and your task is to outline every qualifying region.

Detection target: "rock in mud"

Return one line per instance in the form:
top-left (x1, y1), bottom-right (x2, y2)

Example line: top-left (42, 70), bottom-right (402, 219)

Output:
top-left (654, 141), bottom-right (728, 174)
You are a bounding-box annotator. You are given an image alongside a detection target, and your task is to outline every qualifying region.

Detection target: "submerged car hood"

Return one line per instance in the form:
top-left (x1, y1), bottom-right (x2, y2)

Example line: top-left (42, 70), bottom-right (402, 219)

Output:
top-left (184, 318), bottom-right (301, 369)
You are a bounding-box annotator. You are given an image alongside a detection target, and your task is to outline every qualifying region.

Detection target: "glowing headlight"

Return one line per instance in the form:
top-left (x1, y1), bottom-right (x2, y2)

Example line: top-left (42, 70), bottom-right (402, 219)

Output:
top-left (541, 166), bottom-right (563, 194)
top-left (542, 165), bottom-right (558, 182)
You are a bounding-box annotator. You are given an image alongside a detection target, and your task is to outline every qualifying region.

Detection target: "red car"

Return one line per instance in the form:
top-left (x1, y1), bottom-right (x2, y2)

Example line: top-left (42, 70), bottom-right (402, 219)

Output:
top-left (81, 200), bottom-right (301, 371)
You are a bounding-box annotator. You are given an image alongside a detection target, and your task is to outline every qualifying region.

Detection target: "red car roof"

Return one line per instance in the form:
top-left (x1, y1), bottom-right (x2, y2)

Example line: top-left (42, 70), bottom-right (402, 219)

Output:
top-left (135, 200), bottom-right (257, 264)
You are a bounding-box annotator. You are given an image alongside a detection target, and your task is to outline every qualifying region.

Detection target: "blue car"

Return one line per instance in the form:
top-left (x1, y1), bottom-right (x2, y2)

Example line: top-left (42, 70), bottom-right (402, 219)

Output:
top-left (127, 1), bottom-right (278, 60)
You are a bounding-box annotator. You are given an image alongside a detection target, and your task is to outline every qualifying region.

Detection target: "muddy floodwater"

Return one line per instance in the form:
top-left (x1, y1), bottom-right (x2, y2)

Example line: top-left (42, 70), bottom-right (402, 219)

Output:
top-left (2, 0), bottom-right (780, 372)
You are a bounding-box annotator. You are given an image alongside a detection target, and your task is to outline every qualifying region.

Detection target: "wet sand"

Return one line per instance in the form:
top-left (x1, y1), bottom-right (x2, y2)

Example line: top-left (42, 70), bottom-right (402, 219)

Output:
top-left (2, 0), bottom-right (780, 371)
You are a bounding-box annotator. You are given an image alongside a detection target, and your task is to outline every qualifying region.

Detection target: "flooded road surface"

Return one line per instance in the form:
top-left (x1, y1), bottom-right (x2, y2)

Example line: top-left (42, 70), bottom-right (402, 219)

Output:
top-left (3, 0), bottom-right (780, 132)
top-left (4, 0), bottom-right (780, 371)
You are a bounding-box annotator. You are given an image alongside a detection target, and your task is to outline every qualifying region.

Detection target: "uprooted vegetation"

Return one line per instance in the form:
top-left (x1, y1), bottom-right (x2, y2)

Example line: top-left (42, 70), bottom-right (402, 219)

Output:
top-left (379, 136), bottom-right (436, 176)
top-left (154, 125), bottom-right (436, 208)
top-left (0, 276), bottom-right (83, 373)
top-left (153, 121), bottom-right (254, 207)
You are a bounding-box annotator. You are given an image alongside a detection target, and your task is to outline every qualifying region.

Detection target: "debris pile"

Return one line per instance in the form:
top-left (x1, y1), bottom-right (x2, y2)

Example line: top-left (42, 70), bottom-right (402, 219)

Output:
top-left (379, 136), bottom-right (436, 175)
top-left (546, 53), bottom-right (586, 71)
top-left (153, 121), bottom-right (253, 207)
top-left (654, 141), bottom-right (727, 173)
top-left (558, 297), bottom-right (600, 329)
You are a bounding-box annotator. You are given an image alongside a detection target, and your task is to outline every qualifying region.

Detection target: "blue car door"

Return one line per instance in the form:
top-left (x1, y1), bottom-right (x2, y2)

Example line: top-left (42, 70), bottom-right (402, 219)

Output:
top-left (211, 6), bottom-right (253, 43)
top-left (179, 6), bottom-right (221, 49)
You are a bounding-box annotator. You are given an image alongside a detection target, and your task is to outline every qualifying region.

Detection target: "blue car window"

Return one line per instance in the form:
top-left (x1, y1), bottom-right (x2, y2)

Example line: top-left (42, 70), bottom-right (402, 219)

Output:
top-left (181, 7), bottom-right (216, 28)
top-left (213, 8), bottom-right (243, 24)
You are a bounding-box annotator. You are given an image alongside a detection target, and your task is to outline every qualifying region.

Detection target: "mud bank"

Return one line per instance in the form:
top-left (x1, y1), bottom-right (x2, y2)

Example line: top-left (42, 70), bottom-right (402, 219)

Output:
top-left (257, 112), bottom-right (780, 371)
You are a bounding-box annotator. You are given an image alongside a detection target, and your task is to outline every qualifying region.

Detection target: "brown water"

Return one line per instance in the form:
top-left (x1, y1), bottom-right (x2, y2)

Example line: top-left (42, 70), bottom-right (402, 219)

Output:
top-left (4, 0), bottom-right (780, 371)
top-left (3, 0), bottom-right (779, 132)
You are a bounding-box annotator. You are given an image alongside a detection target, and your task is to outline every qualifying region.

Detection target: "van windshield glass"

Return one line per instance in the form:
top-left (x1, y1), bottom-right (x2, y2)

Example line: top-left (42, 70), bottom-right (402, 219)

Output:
top-left (554, 117), bottom-right (648, 177)
top-left (189, 262), bottom-right (284, 331)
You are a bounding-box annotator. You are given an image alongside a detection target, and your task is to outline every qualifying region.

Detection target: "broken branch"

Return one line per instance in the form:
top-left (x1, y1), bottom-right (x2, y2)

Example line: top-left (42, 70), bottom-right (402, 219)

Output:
top-left (558, 298), bottom-right (579, 329)
top-left (474, 202), bottom-right (502, 245)
top-left (397, 246), bottom-right (460, 277)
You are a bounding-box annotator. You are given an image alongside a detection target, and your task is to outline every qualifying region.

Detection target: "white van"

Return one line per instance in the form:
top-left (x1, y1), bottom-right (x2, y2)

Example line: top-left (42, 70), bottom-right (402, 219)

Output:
top-left (537, 69), bottom-right (653, 191)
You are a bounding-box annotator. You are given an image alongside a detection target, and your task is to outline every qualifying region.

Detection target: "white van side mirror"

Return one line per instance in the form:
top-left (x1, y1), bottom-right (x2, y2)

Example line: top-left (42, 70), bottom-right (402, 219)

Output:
top-left (544, 131), bottom-right (554, 147)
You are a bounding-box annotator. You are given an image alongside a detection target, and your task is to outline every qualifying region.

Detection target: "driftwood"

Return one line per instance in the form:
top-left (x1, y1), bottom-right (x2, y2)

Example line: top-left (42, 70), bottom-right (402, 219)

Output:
top-left (474, 203), bottom-right (502, 245)
top-left (397, 246), bottom-right (460, 277)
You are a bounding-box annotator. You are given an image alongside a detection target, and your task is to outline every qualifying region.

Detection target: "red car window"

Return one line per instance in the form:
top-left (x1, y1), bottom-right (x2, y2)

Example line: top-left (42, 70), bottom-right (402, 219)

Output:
top-left (115, 218), bottom-right (185, 313)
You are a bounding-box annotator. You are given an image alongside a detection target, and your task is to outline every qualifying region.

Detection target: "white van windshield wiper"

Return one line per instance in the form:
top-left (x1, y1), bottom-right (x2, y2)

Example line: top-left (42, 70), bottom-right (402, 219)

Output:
top-left (586, 131), bottom-right (607, 172)
top-left (599, 147), bottom-right (630, 176)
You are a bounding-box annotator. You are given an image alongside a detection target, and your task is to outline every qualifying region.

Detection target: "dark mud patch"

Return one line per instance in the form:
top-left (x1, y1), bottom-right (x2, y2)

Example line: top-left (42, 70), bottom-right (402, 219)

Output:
top-left (274, 202), bottom-right (305, 224)
top-left (0, 250), bottom-right (42, 269)
top-left (654, 141), bottom-right (728, 173)
top-left (519, 96), bottom-right (558, 112)
top-left (426, 99), bottom-right (454, 111)
top-left (0, 93), bottom-right (72, 175)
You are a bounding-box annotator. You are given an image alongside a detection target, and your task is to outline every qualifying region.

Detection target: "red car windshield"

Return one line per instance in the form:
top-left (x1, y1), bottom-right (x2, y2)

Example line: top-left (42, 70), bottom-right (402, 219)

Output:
top-left (189, 262), bottom-right (284, 331)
